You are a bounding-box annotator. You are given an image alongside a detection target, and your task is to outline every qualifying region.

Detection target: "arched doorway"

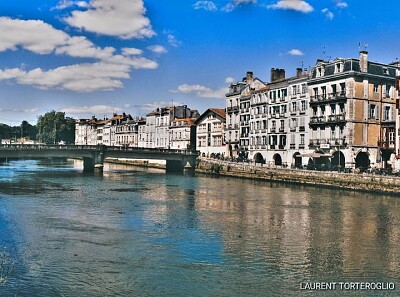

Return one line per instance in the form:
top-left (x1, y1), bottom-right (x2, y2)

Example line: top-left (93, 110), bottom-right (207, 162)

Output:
top-left (313, 151), bottom-right (330, 170)
top-left (254, 152), bottom-right (264, 164)
top-left (273, 153), bottom-right (282, 166)
top-left (355, 152), bottom-right (370, 171)
top-left (293, 152), bottom-right (302, 168)
top-left (331, 151), bottom-right (345, 171)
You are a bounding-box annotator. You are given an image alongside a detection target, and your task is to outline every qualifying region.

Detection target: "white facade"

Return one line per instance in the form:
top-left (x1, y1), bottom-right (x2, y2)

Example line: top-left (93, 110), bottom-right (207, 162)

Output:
top-left (196, 109), bottom-right (226, 157)
top-left (169, 118), bottom-right (195, 150)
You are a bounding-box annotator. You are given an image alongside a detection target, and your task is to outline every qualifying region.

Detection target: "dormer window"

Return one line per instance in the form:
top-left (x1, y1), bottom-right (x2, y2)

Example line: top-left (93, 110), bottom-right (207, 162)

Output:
top-left (335, 63), bottom-right (343, 73)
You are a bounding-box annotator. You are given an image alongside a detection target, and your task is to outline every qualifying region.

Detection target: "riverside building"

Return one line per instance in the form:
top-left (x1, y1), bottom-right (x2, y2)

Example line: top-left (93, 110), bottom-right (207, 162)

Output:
top-left (308, 51), bottom-right (397, 170)
top-left (195, 108), bottom-right (226, 157)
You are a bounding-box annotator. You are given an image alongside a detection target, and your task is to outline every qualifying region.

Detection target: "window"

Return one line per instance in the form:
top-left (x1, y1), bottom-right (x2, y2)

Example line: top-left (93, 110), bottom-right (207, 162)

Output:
top-left (300, 134), bottom-right (305, 146)
top-left (374, 84), bottom-right (379, 93)
top-left (301, 101), bottom-right (307, 112)
top-left (301, 84), bottom-right (307, 94)
top-left (386, 85), bottom-right (391, 98)
top-left (368, 104), bottom-right (379, 119)
top-left (291, 102), bottom-right (297, 113)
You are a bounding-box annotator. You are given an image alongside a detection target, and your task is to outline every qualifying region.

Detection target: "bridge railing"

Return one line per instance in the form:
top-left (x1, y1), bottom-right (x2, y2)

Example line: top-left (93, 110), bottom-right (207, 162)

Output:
top-left (0, 144), bottom-right (99, 150)
top-left (0, 144), bottom-right (200, 156)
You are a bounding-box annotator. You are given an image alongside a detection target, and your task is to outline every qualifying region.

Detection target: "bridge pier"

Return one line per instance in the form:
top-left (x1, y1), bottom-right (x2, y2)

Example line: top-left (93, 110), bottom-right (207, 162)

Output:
top-left (83, 157), bottom-right (95, 172)
top-left (166, 160), bottom-right (184, 173)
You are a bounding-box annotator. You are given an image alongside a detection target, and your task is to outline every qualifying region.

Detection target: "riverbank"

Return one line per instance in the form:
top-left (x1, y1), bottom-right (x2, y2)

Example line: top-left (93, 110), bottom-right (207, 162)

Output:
top-left (196, 159), bottom-right (400, 195)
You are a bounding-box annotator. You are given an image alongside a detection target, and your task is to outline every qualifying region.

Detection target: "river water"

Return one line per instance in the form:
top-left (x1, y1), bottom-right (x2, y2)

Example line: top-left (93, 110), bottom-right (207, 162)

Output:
top-left (0, 159), bottom-right (399, 296)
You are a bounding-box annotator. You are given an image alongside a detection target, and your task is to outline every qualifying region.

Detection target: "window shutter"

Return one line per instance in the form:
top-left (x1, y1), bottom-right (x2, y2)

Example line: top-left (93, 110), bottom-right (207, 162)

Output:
top-left (376, 106), bottom-right (380, 120)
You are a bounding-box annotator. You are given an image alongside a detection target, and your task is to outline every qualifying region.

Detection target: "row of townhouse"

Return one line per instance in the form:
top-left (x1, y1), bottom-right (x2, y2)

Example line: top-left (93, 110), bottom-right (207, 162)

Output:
top-left (75, 105), bottom-right (227, 156)
top-left (226, 51), bottom-right (400, 171)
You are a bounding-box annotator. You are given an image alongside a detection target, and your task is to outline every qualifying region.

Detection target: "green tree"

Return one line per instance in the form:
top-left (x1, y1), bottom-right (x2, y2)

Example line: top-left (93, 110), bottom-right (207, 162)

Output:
top-left (36, 111), bottom-right (75, 144)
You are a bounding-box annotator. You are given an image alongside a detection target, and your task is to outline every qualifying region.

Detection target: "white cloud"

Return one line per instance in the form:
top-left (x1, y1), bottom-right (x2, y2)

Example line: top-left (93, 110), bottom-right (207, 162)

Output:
top-left (54, 0), bottom-right (89, 10)
top-left (169, 84), bottom-right (227, 99)
top-left (64, 0), bottom-right (155, 39)
top-left (222, 0), bottom-right (256, 12)
top-left (334, 0), bottom-right (348, 8)
top-left (121, 47), bottom-right (143, 56)
top-left (0, 17), bottom-right (69, 54)
top-left (0, 17), bottom-right (159, 92)
top-left (55, 36), bottom-right (116, 59)
top-left (0, 17), bottom-right (158, 69)
top-left (322, 8), bottom-right (334, 20)
top-left (147, 45), bottom-right (167, 54)
top-left (225, 77), bottom-right (235, 84)
top-left (193, 1), bottom-right (218, 11)
top-left (0, 63), bottom-right (131, 92)
top-left (267, 0), bottom-right (314, 13)
top-left (60, 104), bottom-right (120, 114)
top-left (288, 49), bottom-right (304, 56)
top-left (0, 107), bottom-right (39, 113)
top-left (163, 30), bottom-right (181, 47)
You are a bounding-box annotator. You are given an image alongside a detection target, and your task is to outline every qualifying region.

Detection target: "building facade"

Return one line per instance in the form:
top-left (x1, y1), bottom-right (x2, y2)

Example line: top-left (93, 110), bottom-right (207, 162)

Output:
top-left (308, 51), bottom-right (397, 170)
top-left (195, 108), bottom-right (226, 157)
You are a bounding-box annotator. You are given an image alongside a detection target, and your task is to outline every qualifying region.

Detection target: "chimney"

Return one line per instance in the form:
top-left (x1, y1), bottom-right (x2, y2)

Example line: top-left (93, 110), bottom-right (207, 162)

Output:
top-left (271, 68), bottom-right (276, 82)
top-left (296, 68), bottom-right (303, 78)
top-left (271, 68), bottom-right (285, 82)
top-left (246, 71), bottom-right (254, 83)
top-left (359, 50), bottom-right (368, 73)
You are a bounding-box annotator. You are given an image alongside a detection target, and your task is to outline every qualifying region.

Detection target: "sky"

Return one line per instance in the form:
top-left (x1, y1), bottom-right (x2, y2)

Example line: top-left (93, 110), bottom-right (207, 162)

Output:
top-left (0, 0), bottom-right (399, 125)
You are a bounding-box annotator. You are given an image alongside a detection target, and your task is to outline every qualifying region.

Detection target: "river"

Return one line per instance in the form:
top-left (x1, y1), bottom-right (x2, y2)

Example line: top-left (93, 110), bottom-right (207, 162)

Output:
top-left (0, 159), bottom-right (399, 296)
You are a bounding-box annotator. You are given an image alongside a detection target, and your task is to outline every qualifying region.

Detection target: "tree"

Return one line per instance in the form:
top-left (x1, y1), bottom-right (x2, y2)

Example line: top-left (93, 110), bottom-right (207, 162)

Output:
top-left (36, 111), bottom-right (75, 144)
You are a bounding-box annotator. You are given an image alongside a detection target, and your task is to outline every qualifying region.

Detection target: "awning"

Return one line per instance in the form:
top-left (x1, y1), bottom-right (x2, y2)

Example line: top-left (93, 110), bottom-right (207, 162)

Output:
top-left (299, 152), bottom-right (332, 158)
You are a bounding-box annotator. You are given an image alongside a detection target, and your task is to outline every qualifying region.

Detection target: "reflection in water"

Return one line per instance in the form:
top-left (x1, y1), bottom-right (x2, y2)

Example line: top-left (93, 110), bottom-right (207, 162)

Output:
top-left (0, 159), bottom-right (399, 296)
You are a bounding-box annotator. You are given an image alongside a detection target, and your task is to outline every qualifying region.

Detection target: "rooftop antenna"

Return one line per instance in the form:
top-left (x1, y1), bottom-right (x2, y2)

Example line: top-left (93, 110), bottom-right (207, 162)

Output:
top-left (358, 42), bottom-right (368, 51)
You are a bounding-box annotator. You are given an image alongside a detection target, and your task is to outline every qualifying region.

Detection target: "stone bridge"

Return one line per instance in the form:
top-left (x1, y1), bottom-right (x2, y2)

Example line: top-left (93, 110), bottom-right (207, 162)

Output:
top-left (0, 144), bottom-right (199, 173)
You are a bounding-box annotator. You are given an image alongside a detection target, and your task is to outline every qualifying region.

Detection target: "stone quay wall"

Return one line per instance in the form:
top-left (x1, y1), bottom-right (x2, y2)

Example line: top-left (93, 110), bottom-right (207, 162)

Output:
top-left (196, 159), bottom-right (400, 195)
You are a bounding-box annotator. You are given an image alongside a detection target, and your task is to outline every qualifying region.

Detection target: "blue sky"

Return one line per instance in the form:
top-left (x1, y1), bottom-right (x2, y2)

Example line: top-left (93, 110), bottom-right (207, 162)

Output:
top-left (0, 0), bottom-right (398, 125)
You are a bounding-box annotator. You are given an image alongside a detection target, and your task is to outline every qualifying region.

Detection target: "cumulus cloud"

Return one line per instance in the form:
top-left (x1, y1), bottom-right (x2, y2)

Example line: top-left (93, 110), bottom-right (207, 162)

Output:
top-left (0, 17), bottom-right (159, 92)
top-left (0, 18), bottom-right (69, 54)
top-left (0, 63), bottom-right (131, 92)
top-left (121, 47), bottom-right (143, 56)
top-left (334, 0), bottom-right (348, 8)
top-left (225, 77), bottom-right (235, 84)
top-left (267, 0), bottom-right (313, 13)
top-left (64, 0), bottom-right (155, 39)
top-left (147, 45), bottom-right (167, 54)
top-left (288, 49), bottom-right (304, 56)
top-left (60, 104), bottom-right (121, 114)
top-left (222, 0), bottom-right (257, 12)
top-left (193, 1), bottom-right (218, 11)
top-left (169, 84), bottom-right (227, 99)
top-left (322, 8), bottom-right (334, 20)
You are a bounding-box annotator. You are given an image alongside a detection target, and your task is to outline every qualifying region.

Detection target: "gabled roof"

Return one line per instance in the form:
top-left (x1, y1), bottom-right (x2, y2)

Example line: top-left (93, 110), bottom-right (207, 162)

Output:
top-left (194, 108), bottom-right (226, 124)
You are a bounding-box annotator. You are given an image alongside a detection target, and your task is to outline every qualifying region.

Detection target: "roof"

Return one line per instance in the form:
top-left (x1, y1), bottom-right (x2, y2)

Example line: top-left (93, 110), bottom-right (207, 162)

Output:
top-left (194, 108), bottom-right (226, 124)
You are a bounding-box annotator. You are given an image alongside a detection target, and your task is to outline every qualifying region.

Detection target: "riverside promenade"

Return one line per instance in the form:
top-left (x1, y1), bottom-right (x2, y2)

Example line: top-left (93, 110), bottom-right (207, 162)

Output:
top-left (196, 158), bottom-right (400, 195)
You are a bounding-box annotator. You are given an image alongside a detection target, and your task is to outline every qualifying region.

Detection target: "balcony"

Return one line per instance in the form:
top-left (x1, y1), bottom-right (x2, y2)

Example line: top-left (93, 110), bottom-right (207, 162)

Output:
top-left (270, 127), bottom-right (276, 133)
top-left (299, 144), bottom-right (305, 149)
top-left (278, 145), bottom-right (285, 150)
top-left (227, 106), bottom-right (239, 114)
top-left (310, 92), bottom-right (347, 105)
top-left (290, 144), bottom-right (296, 149)
top-left (299, 126), bottom-right (305, 132)
top-left (327, 113), bottom-right (346, 124)
top-left (290, 127), bottom-right (296, 132)
top-left (279, 127), bottom-right (285, 133)
top-left (309, 116), bottom-right (326, 126)
top-left (270, 145), bottom-right (276, 150)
